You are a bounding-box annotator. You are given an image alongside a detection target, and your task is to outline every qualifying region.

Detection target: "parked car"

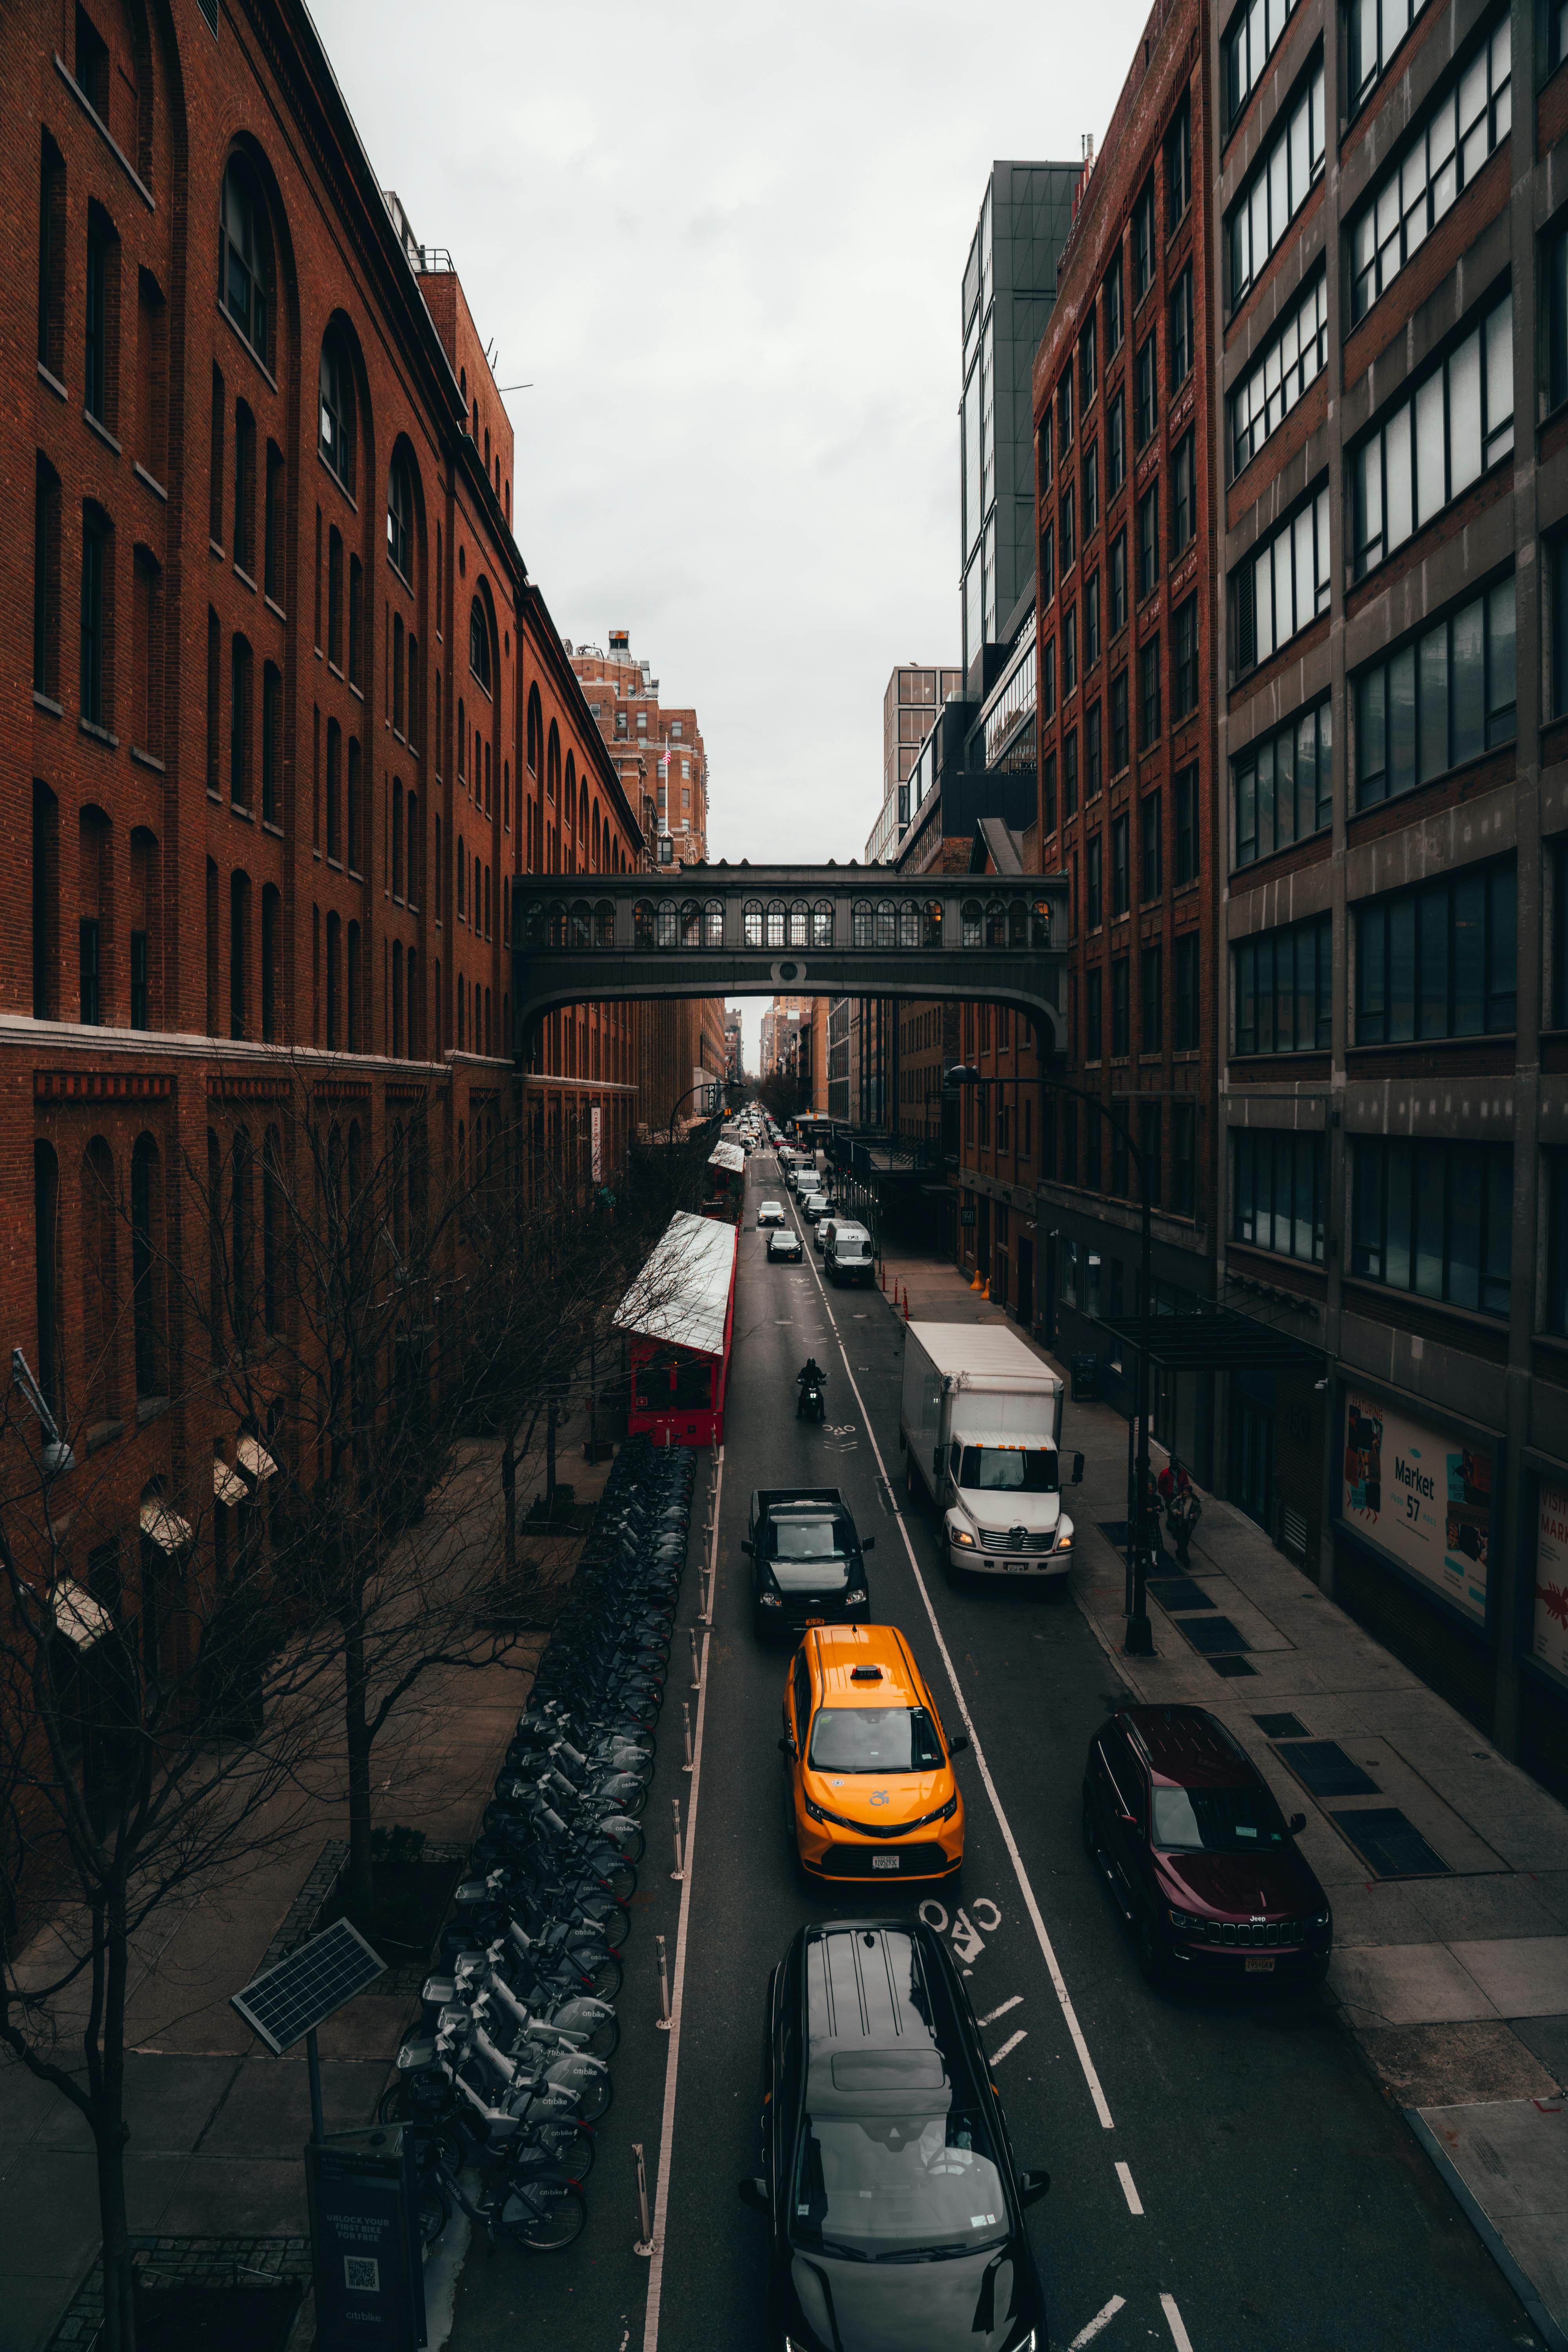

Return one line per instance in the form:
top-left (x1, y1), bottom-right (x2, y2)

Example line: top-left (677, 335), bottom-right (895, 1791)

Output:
top-left (1082, 1702), bottom-right (1333, 1987)
top-left (800, 1192), bottom-right (830, 1225)
top-left (757, 1200), bottom-right (786, 1228)
top-left (766, 1228), bottom-right (804, 1263)
top-left (739, 1920), bottom-right (1049, 2352)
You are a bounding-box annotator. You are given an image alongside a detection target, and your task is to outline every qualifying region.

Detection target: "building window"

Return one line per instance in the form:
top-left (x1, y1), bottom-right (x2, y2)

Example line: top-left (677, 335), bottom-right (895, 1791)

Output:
top-left (1169, 266), bottom-right (1192, 388)
top-left (1105, 254), bottom-right (1123, 354)
top-left (1352, 296), bottom-right (1512, 578)
top-left (1170, 433), bottom-right (1196, 555)
top-left (85, 207), bottom-right (113, 426)
top-left (1227, 57), bottom-right (1325, 309)
top-left (1549, 222), bottom-right (1568, 418)
top-left (1166, 91), bottom-right (1192, 223)
top-left (388, 452), bottom-right (414, 583)
top-left (1347, 0), bottom-right (1436, 107)
top-left (1107, 397), bottom-right (1126, 502)
top-left (1137, 485), bottom-right (1159, 599)
top-left (1231, 485), bottom-right (1330, 679)
top-left (1111, 812), bottom-right (1129, 914)
top-left (1233, 1129), bottom-right (1325, 1262)
top-left (1354, 575), bottom-right (1515, 808)
top-left (220, 158), bottom-right (272, 364)
top-left (327, 526), bottom-right (343, 668)
top-left (1175, 931), bottom-right (1199, 1048)
top-left (1059, 369), bottom-right (1074, 455)
top-left (1133, 176), bottom-right (1156, 301)
top-left (318, 330), bottom-right (356, 492)
top-left (230, 635), bottom-right (252, 806)
top-left (1355, 857), bottom-right (1516, 1041)
top-left (1087, 832), bottom-right (1103, 927)
top-left (1134, 332), bottom-right (1158, 447)
top-left (1349, 20), bottom-right (1511, 325)
top-left (1087, 700), bottom-right (1103, 798)
top-left (80, 503), bottom-right (109, 728)
top-left (1044, 749), bottom-right (1058, 833)
top-left (79, 911), bottom-right (102, 1025)
top-left (1142, 943), bottom-right (1164, 1051)
top-left (1064, 727), bottom-right (1079, 817)
top-left (1110, 532), bottom-right (1127, 636)
top-left (1111, 668), bottom-right (1129, 772)
top-left (233, 401), bottom-right (256, 576)
top-left (1171, 595), bottom-right (1199, 719)
top-left (1231, 270), bottom-right (1328, 477)
top-left (1234, 697), bottom-right (1332, 866)
top-left (1087, 965), bottom-right (1103, 1060)
top-left (1041, 518), bottom-right (1054, 605)
top-left (1083, 445), bottom-right (1099, 535)
top-left (1138, 633), bottom-right (1161, 748)
top-left (1172, 1103), bottom-right (1196, 1215)
top-left (1086, 570), bottom-right (1101, 665)
top-left (1063, 604), bottom-right (1078, 695)
top-left (1141, 790), bottom-right (1162, 900)
top-left (1234, 913), bottom-right (1332, 1054)
top-left (1111, 957), bottom-right (1130, 1056)
top-left (1061, 483), bottom-right (1075, 571)
top-left (33, 459), bottom-right (61, 701)
top-left (1080, 311), bottom-right (1098, 407)
top-left (325, 718), bottom-right (341, 860)
top-left (1042, 635), bottom-right (1056, 719)
top-left (1222, 0), bottom-right (1301, 128)
top-left (1174, 762), bottom-right (1198, 884)
top-left (263, 443), bottom-right (284, 601)
top-left (469, 596), bottom-right (492, 695)
top-left (348, 555), bottom-right (362, 689)
top-left (1351, 1136), bottom-right (1512, 1314)
top-left (37, 134), bottom-right (65, 380)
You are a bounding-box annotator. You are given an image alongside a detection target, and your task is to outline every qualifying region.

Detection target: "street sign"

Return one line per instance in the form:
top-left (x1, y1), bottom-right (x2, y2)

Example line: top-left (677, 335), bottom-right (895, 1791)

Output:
top-left (960, 1208), bottom-right (977, 1228)
top-left (306, 2129), bottom-right (425, 2350)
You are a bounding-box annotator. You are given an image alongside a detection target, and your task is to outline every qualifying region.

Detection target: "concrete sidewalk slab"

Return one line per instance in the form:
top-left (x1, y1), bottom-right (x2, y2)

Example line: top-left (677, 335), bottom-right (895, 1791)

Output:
top-left (1358, 2022), bottom-right (1561, 2107)
top-left (1451, 1940), bottom-right (1568, 2021)
top-left (1409, 2102), bottom-right (1568, 2347)
top-left (1330, 1940), bottom-right (1500, 2027)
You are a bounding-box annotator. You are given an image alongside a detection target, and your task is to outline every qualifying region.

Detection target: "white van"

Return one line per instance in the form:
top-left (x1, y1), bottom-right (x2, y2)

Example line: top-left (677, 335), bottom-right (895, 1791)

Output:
top-left (824, 1221), bottom-right (874, 1285)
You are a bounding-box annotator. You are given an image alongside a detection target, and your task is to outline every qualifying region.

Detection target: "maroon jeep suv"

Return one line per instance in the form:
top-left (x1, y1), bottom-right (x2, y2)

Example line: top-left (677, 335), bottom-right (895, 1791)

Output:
top-left (1082, 1704), bottom-right (1332, 1987)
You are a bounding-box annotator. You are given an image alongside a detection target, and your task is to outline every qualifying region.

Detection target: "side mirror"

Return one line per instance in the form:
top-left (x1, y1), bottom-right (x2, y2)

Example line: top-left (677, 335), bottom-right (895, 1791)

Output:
top-left (1289, 1811), bottom-right (1307, 1834)
top-left (740, 1539), bottom-right (753, 1556)
top-left (1018, 2167), bottom-right (1051, 2206)
top-left (737, 2176), bottom-right (769, 2215)
top-left (861, 1535), bottom-right (876, 1552)
top-left (949, 1734), bottom-right (970, 1756)
top-left (778, 1735), bottom-right (797, 1757)
top-left (1071, 1452), bottom-right (1085, 1485)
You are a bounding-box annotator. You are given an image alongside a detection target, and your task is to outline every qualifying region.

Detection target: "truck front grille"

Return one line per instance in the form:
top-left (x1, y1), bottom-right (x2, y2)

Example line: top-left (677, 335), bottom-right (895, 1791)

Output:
top-left (977, 1528), bottom-right (1058, 1554)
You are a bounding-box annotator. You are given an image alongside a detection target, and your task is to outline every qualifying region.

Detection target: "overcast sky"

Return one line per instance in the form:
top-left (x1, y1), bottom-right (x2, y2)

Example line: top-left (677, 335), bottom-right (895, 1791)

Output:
top-left (316, 0), bottom-right (1151, 1066)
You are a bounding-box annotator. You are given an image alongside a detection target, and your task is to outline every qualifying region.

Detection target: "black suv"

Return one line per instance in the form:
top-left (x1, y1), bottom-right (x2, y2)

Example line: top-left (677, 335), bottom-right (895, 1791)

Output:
top-left (739, 1920), bottom-right (1049, 2351)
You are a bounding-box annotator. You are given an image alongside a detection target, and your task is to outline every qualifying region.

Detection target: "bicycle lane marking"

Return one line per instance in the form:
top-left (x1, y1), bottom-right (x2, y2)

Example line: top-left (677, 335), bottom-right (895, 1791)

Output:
top-left (788, 1196), bottom-right (1115, 2132)
top-left (641, 1442), bottom-right (721, 2352)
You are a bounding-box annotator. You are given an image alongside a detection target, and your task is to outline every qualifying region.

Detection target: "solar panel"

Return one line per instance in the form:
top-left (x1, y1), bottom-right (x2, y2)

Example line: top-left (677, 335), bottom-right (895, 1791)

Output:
top-left (230, 1919), bottom-right (387, 2054)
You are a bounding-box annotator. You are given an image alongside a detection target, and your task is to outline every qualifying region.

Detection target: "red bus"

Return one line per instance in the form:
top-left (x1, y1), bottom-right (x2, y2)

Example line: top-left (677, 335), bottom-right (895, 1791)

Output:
top-left (614, 1210), bottom-right (739, 1447)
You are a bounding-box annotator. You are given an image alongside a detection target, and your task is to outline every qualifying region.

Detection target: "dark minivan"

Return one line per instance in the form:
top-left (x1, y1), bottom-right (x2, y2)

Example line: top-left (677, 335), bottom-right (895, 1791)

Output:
top-left (1082, 1703), bottom-right (1332, 1987)
top-left (739, 1920), bottom-right (1049, 2352)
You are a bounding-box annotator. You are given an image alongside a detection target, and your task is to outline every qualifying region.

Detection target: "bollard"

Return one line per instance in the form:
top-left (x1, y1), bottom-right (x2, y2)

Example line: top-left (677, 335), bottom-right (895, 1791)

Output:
top-left (682, 1701), bottom-right (694, 1773)
top-left (655, 1934), bottom-right (673, 2031)
top-left (633, 2141), bottom-right (655, 2255)
top-left (689, 1627), bottom-right (702, 1689)
top-left (700, 1563), bottom-right (714, 1626)
top-left (671, 1795), bottom-right (685, 1880)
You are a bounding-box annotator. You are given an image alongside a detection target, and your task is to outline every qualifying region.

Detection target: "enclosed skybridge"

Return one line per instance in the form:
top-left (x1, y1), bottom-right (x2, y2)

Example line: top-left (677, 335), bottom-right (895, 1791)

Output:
top-left (510, 868), bottom-right (1069, 1059)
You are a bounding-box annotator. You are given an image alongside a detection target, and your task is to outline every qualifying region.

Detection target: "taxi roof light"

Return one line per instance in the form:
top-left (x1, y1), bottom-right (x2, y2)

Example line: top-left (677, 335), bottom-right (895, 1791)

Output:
top-left (850, 1664), bottom-right (883, 1682)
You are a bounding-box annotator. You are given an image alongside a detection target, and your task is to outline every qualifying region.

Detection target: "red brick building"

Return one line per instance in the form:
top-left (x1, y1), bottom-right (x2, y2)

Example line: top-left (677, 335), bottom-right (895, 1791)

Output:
top-left (1033, 0), bottom-right (1223, 1476)
top-left (9, 0), bottom-right (641, 1613)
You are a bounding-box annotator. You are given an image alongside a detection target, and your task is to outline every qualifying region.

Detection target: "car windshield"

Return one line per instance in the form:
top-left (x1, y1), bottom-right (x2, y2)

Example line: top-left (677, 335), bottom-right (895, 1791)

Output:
top-left (957, 1446), bottom-right (1058, 1493)
top-left (1152, 1782), bottom-right (1290, 1853)
top-left (776, 1520), bottom-right (846, 1561)
top-left (809, 1706), bottom-right (944, 1772)
top-left (792, 2107), bottom-right (1007, 2258)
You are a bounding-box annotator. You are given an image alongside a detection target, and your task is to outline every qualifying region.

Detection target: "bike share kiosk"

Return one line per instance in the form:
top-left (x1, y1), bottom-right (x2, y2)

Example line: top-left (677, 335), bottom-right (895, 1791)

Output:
top-left (232, 1918), bottom-right (427, 2350)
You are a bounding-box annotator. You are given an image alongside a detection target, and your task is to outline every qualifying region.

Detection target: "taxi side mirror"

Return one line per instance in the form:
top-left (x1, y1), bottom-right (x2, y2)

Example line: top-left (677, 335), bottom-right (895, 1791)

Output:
top-left (861, 1535), bottom-right (875, 1552)
top-left (778, 1735), bottom-right (796, 1756)
top-left (1018, 2167), bottom-right (1051, 2205)
top-left (737, 2176), bottom-right (769, 2215)
top-left (949, 1734), bottom-right (970, 1755)
top-left (1289, 1811), bottom-right (1307, 1834)
top-left (740, 1539), bottom-right (753, 1555)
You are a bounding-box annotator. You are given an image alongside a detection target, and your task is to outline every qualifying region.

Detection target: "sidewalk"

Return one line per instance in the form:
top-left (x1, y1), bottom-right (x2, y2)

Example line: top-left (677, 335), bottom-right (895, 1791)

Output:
top-left (0, 1431), bottom-right (613, 2352)
top-left (875, 1240), bottom-right (1568, 2349)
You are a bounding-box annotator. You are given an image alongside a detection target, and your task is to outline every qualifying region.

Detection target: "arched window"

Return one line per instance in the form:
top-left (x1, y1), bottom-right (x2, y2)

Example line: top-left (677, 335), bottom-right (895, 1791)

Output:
top-left (469, 596), bottom-right (491, 695)
top-left (853, 899), bottom-right (873, 948)
top-left (387, 451), bottom-right (414, 582)
top-left (898, 899), bottom-right (921, 949)
top-left (874, 900), bottom-right (896, 949)
top-left (220, 158), bottom-right (272, 365)
top-left (594, 900), bottom-right (615, 948)
top-left (788, 901), bottom-right (808, 948)
top-left (1030, 898), bottom-right (1051, 949)
top-left (569, 899), bottom-right (590, 949)
top-left (318, 330), bottom-right (356, 492)
top-left (527, 687), bottom-right (543, 776)
top-left (811, 902), bottom-right (833, 947)
top-left (1009, 898), bottom-right (1029, 948)
top-left (546, 722), bottom-right (560, 805)
top-left (985, 898), bottom-right (1007, 947)
top-left (961, 898), bottom-right (982, 947)
top-left (634, 899), bottom-right (655, 949)
top-left (656, 900), bottom-right (678, 949)
top-left (765, 900), bottom-right (786, 949)
top-left (681, 900), bottom-right (702, 949)
top-left (743, 900), bottom-right (763, 949)
top-left (704, 899), bottom-right (724, 948)
top-left (564, 755), bottom-right (577, 837)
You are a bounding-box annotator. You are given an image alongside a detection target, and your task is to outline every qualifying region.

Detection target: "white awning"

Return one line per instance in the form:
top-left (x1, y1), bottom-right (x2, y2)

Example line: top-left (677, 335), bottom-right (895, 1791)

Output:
top-left (707, 1141), bottom-right (745, 1175)
top-left (213, 1458), bottom-right (248, 1506)
top-left (237, 1436), bottom-right (279, 1483)
top-left (613, 1210), bottom-right (737, 1359)
top-left (53, 1580), bottom-right (114, 1649)
top-left (140, 1499), bottom-right (194, 1552)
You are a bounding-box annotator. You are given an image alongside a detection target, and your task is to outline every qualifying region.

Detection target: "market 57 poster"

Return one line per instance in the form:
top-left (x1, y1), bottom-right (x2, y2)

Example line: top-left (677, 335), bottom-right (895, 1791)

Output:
top-left (1342, 1394), bottom-right (1490, 1625)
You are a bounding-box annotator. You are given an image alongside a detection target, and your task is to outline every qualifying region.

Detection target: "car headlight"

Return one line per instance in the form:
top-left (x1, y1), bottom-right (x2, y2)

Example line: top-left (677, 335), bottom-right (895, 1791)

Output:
top-left (1055, 1531), bottom-right (1073, 1550)
top-left (939, 1794), bottom-right (958, 1821)
top-left (1313, 1909), bottom-right (1331, 1930)
top-left (1168, 1905), bottom-right (1207, 1932)
top-left (803, 1795), bottom-right (827, 1823)
top-left (758, 1590), bottom-right (783, 1609)
top-left (952, 1529), bottom-right (976, 1549)
top-left (842, 1588), bottom-right (867, 1606)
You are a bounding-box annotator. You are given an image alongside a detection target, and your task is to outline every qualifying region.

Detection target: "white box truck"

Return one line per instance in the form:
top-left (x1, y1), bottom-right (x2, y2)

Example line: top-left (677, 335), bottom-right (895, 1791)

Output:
top-left (899, 1322), bottom-right (1083, 1579)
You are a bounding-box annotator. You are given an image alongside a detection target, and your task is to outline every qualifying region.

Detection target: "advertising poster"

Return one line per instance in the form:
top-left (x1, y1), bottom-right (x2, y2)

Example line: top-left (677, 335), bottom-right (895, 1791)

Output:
top-left (591, 1105), bottom-right (603, 1183)
top-left (1535, 1484), bottom-right (1568, 1686)
top-left (1341, 1393), bottom-right (1490, 1625)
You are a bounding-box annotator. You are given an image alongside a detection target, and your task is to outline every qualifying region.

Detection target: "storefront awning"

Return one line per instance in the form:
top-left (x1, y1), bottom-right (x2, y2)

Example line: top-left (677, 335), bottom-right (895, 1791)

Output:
top-left (140, 1498), bottom-right (194, 1552)
top-left (1095, 1307), bottom-right (1325, 1376)
top-left (237, 1436), bottom-right (279, 1483)
top-left (613, 1211), bottom-right (737, 1358)
top-left (213, 1458), bottom-right (249, 1506)
top-left (53, 1580), bottom-right (114, 1649)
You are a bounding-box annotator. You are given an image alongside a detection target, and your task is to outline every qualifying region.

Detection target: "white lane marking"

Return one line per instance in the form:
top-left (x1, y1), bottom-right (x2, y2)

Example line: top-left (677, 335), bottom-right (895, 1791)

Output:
top-left (641, 1447), bottom-right (721, 2352)
top-left (971, 1897), bottom-right (1002, 1932)
top-left (977, 1994), bottom-right (1023, 2027)
top-left (919, 1900), bottom-right (949, 1932)
top-left (1114, 2160), bottom-right (1143, 2215)
top-left (989, 2028), bottom-right (1027, 2065)
top-left (951, 1907), bottom-right (986, 1964)
top-left (786, 1191), bottom-right (1116, 2131)
top-left (1068, 2298), bottom-right (1127, 2350)
top-left (1160, 2292), bottom-right (1195, 2352)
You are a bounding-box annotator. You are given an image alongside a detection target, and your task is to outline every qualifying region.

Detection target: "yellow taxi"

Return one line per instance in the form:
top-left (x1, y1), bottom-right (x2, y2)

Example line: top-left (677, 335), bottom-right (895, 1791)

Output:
top-left (779, 1622), bottom-right (967, 1885)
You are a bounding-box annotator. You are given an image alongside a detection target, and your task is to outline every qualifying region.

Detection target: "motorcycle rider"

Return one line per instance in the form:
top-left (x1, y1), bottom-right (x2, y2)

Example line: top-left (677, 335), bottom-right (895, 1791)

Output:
top-left (795, 1356), bottom-right (827, 1419)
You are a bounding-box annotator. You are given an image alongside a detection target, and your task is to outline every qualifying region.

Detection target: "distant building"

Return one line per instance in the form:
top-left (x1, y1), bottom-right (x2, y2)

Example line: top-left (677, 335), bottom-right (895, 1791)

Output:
top-left (724, 1009), bottom-right (744, 1082)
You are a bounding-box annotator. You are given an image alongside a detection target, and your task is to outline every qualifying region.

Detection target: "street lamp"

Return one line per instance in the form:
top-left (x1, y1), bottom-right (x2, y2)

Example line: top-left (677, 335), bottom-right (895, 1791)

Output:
top-left (944, 1063), bottom-right (1155, 1658)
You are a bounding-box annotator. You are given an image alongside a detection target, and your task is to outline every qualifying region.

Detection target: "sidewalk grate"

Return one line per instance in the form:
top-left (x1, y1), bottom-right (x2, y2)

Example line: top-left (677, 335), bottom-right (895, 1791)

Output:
top-left (1177, 1614), bottom-right (1250, 1654)
top-left (1330, 1806), bottom-right (1452, 1878)
top-left (1098, 1520), bottom-right (1131, 1547)
top-left (1276, 1740), bottom-right (1380, 1798)
top-left (1211, 1656), bottom-right (1258, 1678)
top-left (1149, 1575), bottom-right (1216, 1611)
top-left (1254, 1712), bottom-right (1310, 1739)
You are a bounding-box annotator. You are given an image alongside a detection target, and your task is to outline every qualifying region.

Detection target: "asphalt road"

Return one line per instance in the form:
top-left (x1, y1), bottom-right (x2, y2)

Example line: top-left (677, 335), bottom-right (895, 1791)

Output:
top-left (453, 1147), bottom-right (1540, 2352)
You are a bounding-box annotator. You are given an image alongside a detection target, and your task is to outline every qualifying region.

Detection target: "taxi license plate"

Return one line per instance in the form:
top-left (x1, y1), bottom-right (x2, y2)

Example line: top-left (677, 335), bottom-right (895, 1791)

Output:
top-left (871, 1854), bottom-right (900, 1871)
top-left (805, 1616), bottom-right (825, 1627)
top-left (1244, 1955), bottom-right (1275, 1973)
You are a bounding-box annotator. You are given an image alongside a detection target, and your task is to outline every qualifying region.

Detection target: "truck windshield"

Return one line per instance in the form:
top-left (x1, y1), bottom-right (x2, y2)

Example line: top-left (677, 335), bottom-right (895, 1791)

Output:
top-left (775, 1520), bottom-right (846, 1561)
top-left (957, 1446), bottom-right (1058, 1493)
top-left (809, 1707), bottom-right (944, 1771)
